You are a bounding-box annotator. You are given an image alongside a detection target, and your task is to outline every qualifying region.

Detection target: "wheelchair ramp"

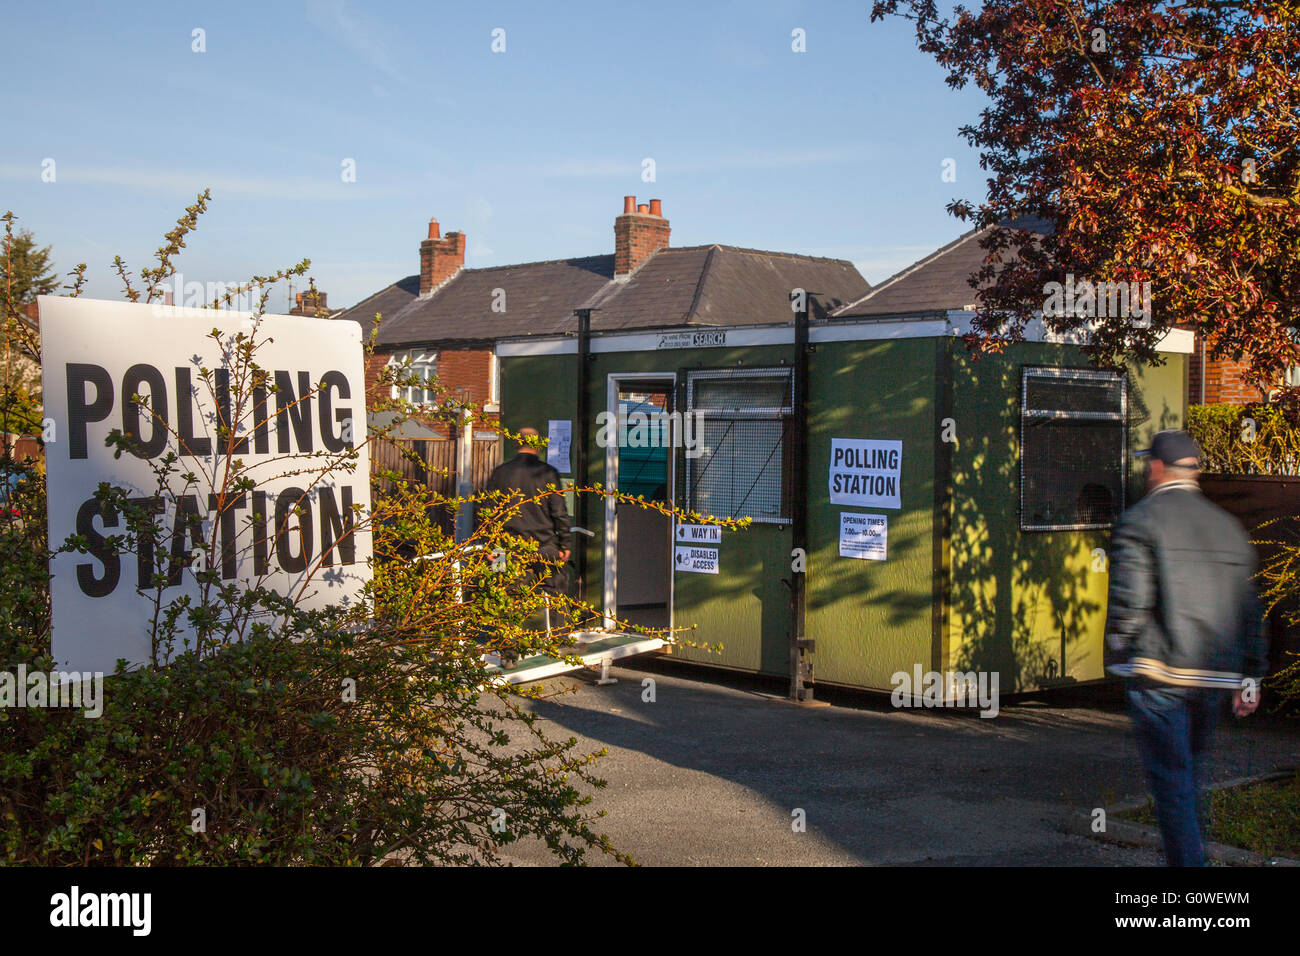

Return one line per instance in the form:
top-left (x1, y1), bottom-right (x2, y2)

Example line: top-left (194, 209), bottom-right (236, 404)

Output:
top-left (485, 632), bottom-right (665, 686)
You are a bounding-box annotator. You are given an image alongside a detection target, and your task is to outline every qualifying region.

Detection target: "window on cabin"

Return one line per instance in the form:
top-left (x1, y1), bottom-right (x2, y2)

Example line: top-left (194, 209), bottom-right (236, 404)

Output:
top-left (1020, 367), bottom-right (1127, 531)
top-left (684, 368), bottom-right (793, 524)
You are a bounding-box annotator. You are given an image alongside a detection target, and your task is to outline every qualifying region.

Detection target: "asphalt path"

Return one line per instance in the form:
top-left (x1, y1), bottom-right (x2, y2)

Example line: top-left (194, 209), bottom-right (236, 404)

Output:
top-left (496, 662), bottom-right (1299, 866)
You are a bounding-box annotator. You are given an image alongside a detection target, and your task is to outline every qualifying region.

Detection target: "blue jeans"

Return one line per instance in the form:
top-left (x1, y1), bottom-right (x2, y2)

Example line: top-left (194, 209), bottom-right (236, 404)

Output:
top-left (1126, 681), bottom-right (1223, 867)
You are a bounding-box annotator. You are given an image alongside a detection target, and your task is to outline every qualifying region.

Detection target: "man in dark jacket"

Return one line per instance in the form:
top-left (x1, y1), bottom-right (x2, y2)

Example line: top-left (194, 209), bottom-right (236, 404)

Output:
top-left (482, 426), bottom-right (571, 601)
top-left (1105, 429), bottom-right (1266, 866)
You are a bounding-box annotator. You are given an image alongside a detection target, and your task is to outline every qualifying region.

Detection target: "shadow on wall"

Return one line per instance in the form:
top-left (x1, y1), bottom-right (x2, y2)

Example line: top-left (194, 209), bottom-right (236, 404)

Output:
top-left (947, 354), bottom-right (1181, 693)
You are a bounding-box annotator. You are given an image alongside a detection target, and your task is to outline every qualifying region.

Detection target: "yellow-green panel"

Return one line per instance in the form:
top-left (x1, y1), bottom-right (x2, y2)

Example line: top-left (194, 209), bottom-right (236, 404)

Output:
top-left (804, 338), bottom-right (938, 691)
top-left (670, 523), bottom-right (790, 674)
top-left (944, 345), bottom-right (1186, 691)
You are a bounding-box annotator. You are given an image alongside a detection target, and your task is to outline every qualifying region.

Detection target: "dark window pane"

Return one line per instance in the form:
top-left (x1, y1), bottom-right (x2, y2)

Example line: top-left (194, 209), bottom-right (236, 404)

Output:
top-left (1025, 376), bottom-right (1124, 416)
top-left (693, 376), bottom-right (790, 411)
top-left (1021, 369), bottom-right (1126, 530)
top-left (686, 369), bottom-right (791, 523)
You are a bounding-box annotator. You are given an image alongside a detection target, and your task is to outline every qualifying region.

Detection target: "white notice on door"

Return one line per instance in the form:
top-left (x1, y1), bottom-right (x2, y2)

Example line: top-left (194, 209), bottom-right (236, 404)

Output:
top-left (839, 512), bottom-right (887, 561)
top-left (675, 523), bottom-right (722, 545)
top-left (547, 419), bottom-right (572, 473)
top-left (674, 545), bottom-right (719, 574)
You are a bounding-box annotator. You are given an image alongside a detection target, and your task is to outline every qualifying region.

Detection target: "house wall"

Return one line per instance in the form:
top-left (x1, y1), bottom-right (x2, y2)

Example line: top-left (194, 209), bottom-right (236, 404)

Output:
top-left (364, 346), bottom-right (498, 436)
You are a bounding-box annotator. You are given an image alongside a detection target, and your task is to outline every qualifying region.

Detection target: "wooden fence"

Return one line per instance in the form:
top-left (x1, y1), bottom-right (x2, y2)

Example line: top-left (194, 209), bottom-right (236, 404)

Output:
top-left (0, 434), bottom-right (42, 463)
top-left (370, 435), bottom-right (503, 533)
top-left (1201, 475), bottom-right (1300, 674)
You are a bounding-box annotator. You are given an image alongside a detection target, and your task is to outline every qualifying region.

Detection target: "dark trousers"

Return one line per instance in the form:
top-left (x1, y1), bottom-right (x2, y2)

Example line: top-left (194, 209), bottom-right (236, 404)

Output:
top-left (1126, 681), bottom-right (1222, 867)
top-left (529, 540), bottom-right (568, 599)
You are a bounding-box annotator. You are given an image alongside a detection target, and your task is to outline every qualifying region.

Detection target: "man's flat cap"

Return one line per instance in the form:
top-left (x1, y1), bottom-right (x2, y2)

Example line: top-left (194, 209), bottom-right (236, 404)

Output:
top-left (1134, 429), bottom-right (1202, 465)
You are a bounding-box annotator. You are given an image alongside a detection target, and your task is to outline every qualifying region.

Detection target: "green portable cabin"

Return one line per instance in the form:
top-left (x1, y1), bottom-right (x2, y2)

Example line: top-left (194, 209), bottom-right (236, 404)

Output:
top-left (496, 309), bottom-right (1191, 697)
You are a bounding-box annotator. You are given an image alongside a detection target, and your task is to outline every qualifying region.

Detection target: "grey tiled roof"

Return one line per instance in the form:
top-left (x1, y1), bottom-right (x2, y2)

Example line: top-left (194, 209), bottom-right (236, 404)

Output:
top-left (377, 255), bottom-right (615, 346)
top-left (833, 217), bottom-right (1052, 318)
top-left (339, 245), bottom-right (869, 347)
top-left (334, 274), bottom-right (420, 331)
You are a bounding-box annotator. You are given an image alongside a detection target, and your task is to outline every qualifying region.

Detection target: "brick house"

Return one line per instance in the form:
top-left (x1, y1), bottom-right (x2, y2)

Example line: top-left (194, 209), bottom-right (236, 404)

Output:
top-left (1185, 340), bottom-right (1300, 405)
top-left (335, 196), bottom-right (870, 433)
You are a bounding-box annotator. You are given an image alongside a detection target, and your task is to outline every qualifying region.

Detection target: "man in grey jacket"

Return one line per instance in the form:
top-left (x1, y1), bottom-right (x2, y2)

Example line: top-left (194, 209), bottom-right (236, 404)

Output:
top-left (1104, 429), bottom-right (1266, 866)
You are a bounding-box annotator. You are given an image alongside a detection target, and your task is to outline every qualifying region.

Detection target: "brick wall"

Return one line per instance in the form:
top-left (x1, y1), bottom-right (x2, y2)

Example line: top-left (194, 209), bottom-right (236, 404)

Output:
top-left (363, 346), bottom-right (497, 435)
top-left (435, 349), bottom-right (494, 406)
top-left (362, 350), bottom-right (392, 408)
top-left (1186, 333), bottom-right (1269, 405)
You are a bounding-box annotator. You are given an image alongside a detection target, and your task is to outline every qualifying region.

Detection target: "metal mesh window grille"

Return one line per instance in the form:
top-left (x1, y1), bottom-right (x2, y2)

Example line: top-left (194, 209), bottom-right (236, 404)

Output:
top-left (1021, 367), bottom-right (1127, 531)
top-left (686, 368), bottom-right (792, 524)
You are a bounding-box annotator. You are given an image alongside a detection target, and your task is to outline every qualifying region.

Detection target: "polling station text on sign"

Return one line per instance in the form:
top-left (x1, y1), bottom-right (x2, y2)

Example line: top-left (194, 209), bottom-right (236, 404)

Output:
top-left (39, 297), bottom-right (373, 674)
top-left (828, 439), bottom-right (902, 510)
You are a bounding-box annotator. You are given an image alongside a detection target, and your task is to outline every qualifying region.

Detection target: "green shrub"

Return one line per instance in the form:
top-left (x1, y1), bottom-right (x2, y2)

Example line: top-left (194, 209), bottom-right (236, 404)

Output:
top-left (0, 199), bottom-right (737, 866)
top-left (1187, 401), bottom-right (1300, 475)
top-left (0, 203), bottom-right (636, 866)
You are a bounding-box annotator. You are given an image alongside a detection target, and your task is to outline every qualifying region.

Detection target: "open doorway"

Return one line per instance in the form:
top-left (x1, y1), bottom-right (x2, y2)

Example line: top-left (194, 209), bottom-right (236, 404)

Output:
top-left (605, 376), bottom-right (674, 630)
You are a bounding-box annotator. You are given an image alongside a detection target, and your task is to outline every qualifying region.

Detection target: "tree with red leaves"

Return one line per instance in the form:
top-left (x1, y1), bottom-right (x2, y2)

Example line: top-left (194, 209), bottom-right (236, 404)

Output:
top-left (873, 0), bottom-right (1300, 390)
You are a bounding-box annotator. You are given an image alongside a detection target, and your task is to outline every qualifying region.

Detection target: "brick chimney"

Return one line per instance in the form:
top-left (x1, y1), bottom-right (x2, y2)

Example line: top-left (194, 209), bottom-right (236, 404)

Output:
top-left (289, 290), bottom-right (329, 316)
top-left (420, 218), bottom-right (467, 295)
top-left (614, 196), bottom-right (670, 277)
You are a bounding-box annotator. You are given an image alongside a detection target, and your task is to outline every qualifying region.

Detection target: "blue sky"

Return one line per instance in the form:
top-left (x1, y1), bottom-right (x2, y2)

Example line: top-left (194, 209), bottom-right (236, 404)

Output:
top-left (2, 0), bottom-right (985, 312)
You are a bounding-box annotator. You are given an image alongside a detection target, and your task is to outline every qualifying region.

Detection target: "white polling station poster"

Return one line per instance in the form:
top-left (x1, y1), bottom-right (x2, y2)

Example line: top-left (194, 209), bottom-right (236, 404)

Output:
top-left (39, 296), bottom-right (372, 673)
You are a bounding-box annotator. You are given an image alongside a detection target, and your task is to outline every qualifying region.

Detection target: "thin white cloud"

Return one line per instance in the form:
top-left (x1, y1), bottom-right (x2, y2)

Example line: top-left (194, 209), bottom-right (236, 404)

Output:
top-left (305, 0), bottom-right (401, 81)
top-left (301, 0), bottom-right (455, 109)
top-left (0, 163), bottom-right (403, 201)
top-left (541, 146), bottom-right (875, 178)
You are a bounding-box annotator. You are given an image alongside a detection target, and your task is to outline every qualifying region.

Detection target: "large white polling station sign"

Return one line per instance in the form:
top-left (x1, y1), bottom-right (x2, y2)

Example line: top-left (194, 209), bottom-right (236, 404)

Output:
top-left (39, 297), bottom-right (373, 673)
top-left (828, 438), bottom-right (902, 510)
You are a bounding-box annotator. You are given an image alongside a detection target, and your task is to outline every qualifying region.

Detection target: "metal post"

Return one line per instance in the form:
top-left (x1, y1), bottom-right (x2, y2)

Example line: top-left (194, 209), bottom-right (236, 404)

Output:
top-left (789, 293), bottom-right (816, 702)
top-left (573, 309), bottom-right (595, 608)
top-left (455, 406), bottom-right (474, 542)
